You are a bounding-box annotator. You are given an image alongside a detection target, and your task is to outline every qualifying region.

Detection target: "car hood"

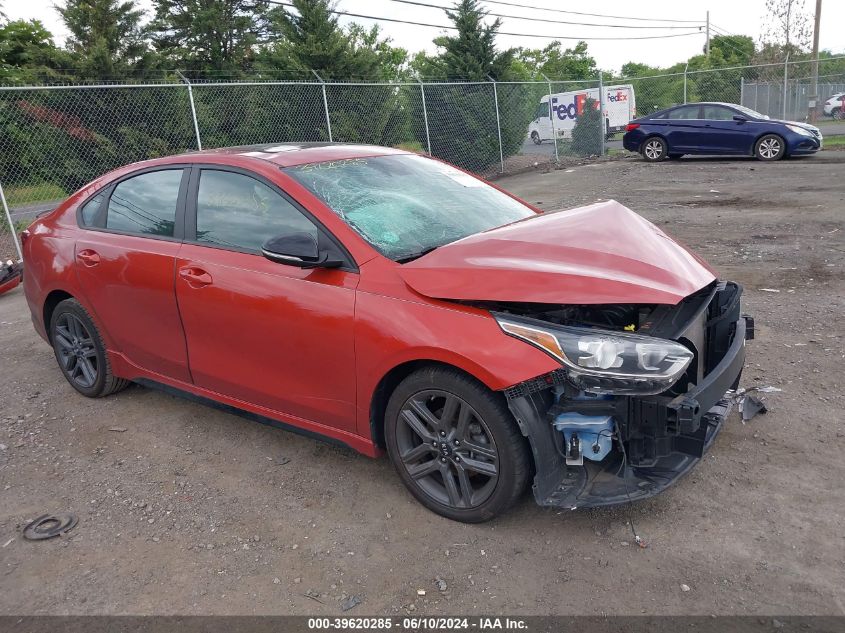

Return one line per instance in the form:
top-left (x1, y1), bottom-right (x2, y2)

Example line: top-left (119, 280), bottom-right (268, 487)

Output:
top-left (398, 200), bottom-right (716, 305)
top-left (766, 118), bottom-right (818, 131)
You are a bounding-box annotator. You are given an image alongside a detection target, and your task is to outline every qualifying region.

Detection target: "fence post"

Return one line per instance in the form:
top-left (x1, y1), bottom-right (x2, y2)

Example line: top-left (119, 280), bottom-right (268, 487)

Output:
top-left (176, 70), bottom-right (202, 151)
top-left (541, 73), bottom-right (559, 162)
top-left (312, 70), bottom-right (333, 143)
top-left (488, 76), bottom-right (505, 174)
top-left (0, 180), bottom-right (23, 261)
top-left (783, 54), bottom-right (789, 120)
top-left (740, 76), bottom-right (744, 107)
top-left (683, 63), bottom-right (689, 104)
top-left (598, 71), bottom-right (606, 156)
top-left (416, 76), bottom-right (432, 156)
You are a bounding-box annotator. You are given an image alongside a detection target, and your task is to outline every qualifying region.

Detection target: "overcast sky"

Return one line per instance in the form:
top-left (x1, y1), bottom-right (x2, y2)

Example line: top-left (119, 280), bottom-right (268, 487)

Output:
top-left (6, 0), bottom-right (844, 74)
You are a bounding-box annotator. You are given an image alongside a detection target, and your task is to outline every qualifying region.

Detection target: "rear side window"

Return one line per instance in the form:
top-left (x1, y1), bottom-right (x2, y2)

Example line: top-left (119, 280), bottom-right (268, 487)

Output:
top-left (106, 170), bottom-right (183, 237)
top-left (667, 106), bottom-right (700, 119)
top-left (194, 170), bottom-right (317, 253)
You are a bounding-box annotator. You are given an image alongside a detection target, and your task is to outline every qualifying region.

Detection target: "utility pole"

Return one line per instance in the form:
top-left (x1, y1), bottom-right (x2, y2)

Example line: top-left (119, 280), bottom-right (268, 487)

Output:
top-left (809, 0), bottom-right (822, 122)
top-left (705, 11), bottom-right (710, 56)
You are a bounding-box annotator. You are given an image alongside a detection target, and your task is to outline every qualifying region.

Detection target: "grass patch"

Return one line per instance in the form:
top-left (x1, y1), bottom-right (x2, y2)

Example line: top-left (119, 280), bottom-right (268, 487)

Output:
top-left (822, 136), bottom-right (845, 149)
top-left (3, 182), bottom-right (67, 208)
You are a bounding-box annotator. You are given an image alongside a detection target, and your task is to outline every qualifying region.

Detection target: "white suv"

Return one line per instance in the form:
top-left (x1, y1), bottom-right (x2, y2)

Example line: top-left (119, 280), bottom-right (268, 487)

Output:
top-left (823, 92), bottom-right (844, 119)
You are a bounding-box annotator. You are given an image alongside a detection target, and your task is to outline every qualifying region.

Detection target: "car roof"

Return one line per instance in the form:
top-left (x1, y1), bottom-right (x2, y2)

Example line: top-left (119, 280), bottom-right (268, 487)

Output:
top-left (173, 142), bottom-right (411, 167)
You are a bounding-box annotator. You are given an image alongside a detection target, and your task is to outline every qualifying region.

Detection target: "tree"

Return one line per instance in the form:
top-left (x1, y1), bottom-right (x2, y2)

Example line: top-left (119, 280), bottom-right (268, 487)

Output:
top-left (514, 41), bottom-right (597, 81)
top-left (56, 0), bottom-right (149, 79)
top-left (708, 35), bottom-right (755, 65)
top-left (570, 97), bottom-right (602, 156)
top-left (0, 19), bottom-right (71, 83)
top-left (149, 0), bottom-right (273, 76)
top-left (261, 0), bottom-right (406, 80)
top-left (435, 0), bottom-right (514, 81)
top-left (761, 0), bottom-right (812, 53)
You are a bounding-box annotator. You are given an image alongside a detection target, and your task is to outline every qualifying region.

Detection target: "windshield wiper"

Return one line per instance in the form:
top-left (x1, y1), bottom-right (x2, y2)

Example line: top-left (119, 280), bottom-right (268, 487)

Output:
top-left (396, 247), bottom-right (438, 263)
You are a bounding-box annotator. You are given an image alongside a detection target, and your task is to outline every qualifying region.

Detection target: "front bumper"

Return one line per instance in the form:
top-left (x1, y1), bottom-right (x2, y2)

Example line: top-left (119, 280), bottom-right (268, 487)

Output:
top-left (506, 281), bottom-right (750, 509)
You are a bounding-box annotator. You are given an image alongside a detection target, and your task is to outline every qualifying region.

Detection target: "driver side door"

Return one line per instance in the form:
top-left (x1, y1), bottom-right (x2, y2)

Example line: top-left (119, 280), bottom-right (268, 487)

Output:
top-left (174, 166), bottom-right (360, 432)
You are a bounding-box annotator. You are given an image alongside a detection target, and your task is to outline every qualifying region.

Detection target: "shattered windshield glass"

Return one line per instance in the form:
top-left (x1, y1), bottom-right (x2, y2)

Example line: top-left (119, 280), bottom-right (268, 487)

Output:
top-left (284, 154), bottom-right (535, 261)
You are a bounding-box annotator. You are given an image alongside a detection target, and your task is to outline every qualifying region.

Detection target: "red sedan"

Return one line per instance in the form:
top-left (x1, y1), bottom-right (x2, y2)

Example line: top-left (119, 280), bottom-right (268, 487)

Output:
top-left (22, 144), bottom-right (751, 522)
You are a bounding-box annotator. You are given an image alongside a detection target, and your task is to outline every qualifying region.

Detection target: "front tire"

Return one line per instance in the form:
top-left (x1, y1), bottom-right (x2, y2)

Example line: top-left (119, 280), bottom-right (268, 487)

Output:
top-left (49, 298), bottom-right (130, 398)
top-left (755, 134), bottom-right (786, 161)
top-left (385, 367), bottom-right (530, 523)
top-left (832, 107), bottom-right (842, 121)
top-left (530, 131), bottom-right (541, 145)
top-left (641, 137), bottom-right (668, 162)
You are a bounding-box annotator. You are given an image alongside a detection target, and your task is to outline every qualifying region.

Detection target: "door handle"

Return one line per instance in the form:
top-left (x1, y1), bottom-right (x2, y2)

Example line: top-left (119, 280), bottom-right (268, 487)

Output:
top-left (77, 249), bottom-right (100, 266)
top-left (179, 266), bottom-right (213, 288)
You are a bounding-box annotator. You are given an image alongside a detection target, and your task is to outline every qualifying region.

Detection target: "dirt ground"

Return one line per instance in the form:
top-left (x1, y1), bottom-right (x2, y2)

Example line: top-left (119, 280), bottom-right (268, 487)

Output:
top-left (1, 153), bottom-right (844, 617)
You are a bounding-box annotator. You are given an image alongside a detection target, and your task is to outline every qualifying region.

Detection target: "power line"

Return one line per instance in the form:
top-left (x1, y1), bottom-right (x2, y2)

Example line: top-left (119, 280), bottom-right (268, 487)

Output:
top-left (387, 0), bottom-right (704, 29)
top-left (479, 0), bottom-right (704, 24)
top-left (266, 1), bottom-right (704, 41)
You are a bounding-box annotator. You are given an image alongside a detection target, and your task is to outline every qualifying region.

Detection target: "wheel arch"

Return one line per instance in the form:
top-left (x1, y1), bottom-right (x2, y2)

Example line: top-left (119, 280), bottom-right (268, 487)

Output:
top-left (43, 289), bottom-right (75, 343)
top-left (753, 131), bottom-right (787, 156)
top-left (369, 359), bottom-right (508, 451)
top-left (639, 133), bottom-right (669, 153)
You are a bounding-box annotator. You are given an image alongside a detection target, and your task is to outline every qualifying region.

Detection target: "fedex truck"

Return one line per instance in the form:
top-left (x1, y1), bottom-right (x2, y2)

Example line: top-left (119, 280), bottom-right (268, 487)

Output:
top-left (528, 84), bottom-right (636, 143)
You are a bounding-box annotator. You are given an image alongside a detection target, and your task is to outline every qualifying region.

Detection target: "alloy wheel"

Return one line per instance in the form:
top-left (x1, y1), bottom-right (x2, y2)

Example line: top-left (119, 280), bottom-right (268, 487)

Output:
top-left (758, 137), bottom-right (781, 159)
top-left (54, 313), bottom-right (99, 389)
top-left (644, 139), bottom-right (664, 160)
top-left (396, 390), bottom-right (499, 509)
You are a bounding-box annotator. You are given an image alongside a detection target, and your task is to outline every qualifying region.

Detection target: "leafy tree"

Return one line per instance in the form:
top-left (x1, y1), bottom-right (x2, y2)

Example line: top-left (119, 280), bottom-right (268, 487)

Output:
top-left (56, 0), bottom-right (150, 79)
top-left (708, 35), bottom-right (755, 65)
top-left (0, 19), bottom-right (72, 83)
top-left (149, 0), bottom-right (274, 76)
top-left (514, 41), bottom-right (597, 81)
top-left (436, 0), bottom-right (514, 81)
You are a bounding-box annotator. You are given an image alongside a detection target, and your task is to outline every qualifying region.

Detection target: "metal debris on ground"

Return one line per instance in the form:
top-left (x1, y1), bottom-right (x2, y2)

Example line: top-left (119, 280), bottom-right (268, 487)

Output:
top-left (341, 595), bottom-right (361, 612)
top-left (728, 386), bottom-right (780, 423)
top-left (23, 513), bottom-right (78, 540)
top-left (759, 288), bottom-right (781, 293)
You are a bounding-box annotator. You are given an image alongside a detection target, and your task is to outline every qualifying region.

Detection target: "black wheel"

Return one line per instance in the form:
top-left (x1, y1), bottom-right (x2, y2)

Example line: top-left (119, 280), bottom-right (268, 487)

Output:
top-left (668, 153), bottom-right (684, 160)
top-left (832, 107), bottom-right (842, 121)
top-left (754, 134), bottom-right (786, 161)
top-left (641, 136), bottom-right (668, 162)
top-left (385, 367), bottom-right (530, 523)
top-left (530, 131), bottom-right (541, 145)
top-left (49, 298), bottom-right (130, 397)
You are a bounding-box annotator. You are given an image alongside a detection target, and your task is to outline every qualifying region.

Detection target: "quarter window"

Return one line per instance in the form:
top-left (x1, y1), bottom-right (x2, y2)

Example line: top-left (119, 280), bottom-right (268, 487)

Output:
top-left (106, 170), bottom-right (182, 237)
top-left (195, 170), bottom-right (317, 252)
top-left (80, 192), bottom-right (105, 226)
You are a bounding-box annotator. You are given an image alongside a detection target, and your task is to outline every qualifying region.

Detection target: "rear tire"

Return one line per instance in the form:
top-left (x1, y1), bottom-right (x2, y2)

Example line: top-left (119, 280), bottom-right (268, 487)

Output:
top-left (49, 298), bottom-right (130, 398)
top-left (385, 366), bottom-right (530, 523)
top-left (832, 107), bottom-right (843, 121)
top-left (641, 137), bottom-right (668, 162)
top-left (754, 134), bottom-right (786, 161)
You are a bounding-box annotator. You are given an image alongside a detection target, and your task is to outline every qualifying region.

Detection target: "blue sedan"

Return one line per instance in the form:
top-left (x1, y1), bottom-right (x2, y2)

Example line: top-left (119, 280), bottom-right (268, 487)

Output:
top-left (622, 102), bottom-right (822, 162)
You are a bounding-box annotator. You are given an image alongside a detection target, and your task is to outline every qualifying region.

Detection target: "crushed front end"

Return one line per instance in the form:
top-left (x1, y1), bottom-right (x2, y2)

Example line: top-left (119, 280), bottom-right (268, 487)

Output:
top-left (496, 281), bottom-right (753, 508)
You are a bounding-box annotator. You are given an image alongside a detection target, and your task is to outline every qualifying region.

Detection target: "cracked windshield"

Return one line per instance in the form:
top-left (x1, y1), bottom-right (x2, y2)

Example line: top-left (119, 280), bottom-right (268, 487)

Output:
top-left (285, 154), bottom-right (535, 261)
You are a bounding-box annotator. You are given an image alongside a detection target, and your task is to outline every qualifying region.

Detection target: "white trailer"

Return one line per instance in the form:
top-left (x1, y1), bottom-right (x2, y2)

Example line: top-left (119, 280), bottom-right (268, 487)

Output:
top-left (528, 84), bottom-right (636, 143)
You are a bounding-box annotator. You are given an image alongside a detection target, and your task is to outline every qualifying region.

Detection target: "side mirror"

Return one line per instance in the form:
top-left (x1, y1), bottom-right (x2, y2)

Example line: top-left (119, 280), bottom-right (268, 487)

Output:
top-left (261, 232), bottom-right (342, 269)
top-left (732, 115), bottom-right (747, 123)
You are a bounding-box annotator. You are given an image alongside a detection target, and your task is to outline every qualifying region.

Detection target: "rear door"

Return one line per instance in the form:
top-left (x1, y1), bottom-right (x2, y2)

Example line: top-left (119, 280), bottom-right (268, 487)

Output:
top-left (74, 167), bottom-right (191, 382)
top-left (663, 105), bottom-right (703, 152)
top-left (174, 166), bottom-right (359, 431)
top-left (699, 105), bottom-right (755, 154)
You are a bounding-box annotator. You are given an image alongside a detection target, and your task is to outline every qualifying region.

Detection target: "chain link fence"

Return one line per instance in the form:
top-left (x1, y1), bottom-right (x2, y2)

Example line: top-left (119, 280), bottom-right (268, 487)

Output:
top-left (1, 56), bottom-right (844, 262)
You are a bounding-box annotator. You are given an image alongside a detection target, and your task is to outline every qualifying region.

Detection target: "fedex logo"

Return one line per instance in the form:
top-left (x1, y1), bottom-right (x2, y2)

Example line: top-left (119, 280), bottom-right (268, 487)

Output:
top-left (607, 90), bottom-right (628, 102)
top-left (551, 93), bottom-right (596, 120)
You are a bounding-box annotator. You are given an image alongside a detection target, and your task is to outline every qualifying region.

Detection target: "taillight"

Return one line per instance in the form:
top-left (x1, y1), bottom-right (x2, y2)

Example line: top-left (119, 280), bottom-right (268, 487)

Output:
top-left (625, 123), bottom-right (640, 132)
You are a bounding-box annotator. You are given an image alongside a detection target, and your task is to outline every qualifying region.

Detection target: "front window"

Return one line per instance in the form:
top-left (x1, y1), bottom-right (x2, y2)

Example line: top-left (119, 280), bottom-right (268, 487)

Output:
top-left (285, 154), bottom-right (535, 261)
top-left (732, 104), bottom-right (769, 120)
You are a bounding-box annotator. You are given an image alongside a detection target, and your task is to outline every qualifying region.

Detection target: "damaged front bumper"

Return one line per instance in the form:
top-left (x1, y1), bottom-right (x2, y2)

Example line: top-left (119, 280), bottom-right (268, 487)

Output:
top-left (506, 281), bottom-right (752, 509)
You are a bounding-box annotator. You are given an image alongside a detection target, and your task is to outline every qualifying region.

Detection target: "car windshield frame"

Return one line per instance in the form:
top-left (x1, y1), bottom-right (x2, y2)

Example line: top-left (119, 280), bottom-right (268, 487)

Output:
top-left (283, 154), bottom-right (538, 262)
top-left (731, 104), bottom-right (769, 120)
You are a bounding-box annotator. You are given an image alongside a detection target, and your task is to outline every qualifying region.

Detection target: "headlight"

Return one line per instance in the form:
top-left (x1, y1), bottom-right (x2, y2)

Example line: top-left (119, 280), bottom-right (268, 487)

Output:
top-left (495, 315), bottom-right (693, 396)
top-left (786, 124), bottom-right (814, 137)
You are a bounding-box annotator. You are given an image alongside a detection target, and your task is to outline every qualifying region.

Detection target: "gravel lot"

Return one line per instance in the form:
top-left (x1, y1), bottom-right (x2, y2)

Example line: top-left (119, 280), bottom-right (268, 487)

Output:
top-left (1, 153), bottom-right (843, 616)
